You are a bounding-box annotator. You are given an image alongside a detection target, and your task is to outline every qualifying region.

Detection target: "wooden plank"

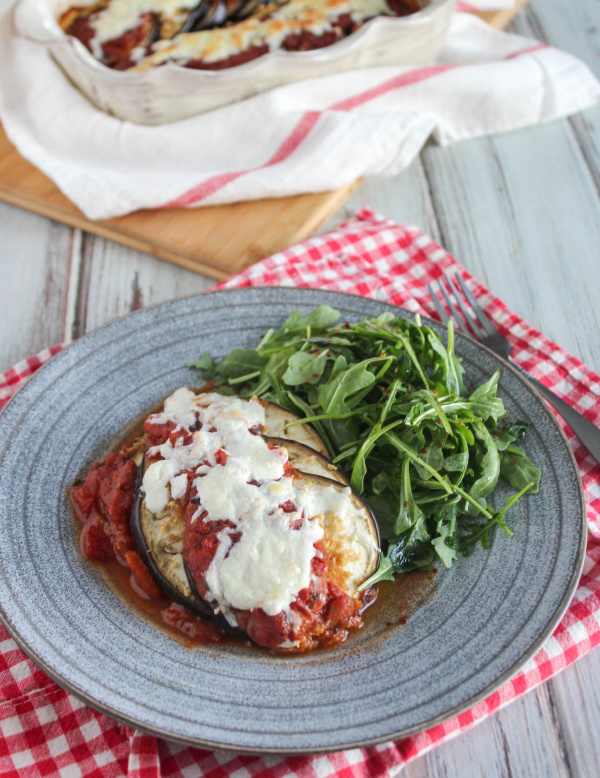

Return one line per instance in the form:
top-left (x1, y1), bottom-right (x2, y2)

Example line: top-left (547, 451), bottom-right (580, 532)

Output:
top-left (514, 0), bottom-right (600, 194)
top-left (477, 0), bottom-right (531, 29)
top-left (0, 201), bottom-right (74, 373)
top-left (74, 233), bottom-right (215, 337)
top-left (419, 120), bottom-right (600, 372)
top-left (545, 651), bottom-right (600, 778)
top-left (320, 158), bottom-right (443, 244)
top-left (406, 688), bottom-right (571, 778)
top-left (0, 126), bottom-right (358, 281)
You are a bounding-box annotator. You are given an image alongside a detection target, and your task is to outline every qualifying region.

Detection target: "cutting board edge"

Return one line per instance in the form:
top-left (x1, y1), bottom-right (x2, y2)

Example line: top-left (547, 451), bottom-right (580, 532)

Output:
top-left (0, 0), bottom-right (532, 279)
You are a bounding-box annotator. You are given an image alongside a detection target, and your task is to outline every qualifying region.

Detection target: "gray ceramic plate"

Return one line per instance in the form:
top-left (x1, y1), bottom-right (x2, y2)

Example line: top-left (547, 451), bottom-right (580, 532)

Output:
top-left (0, 288), bottom-right (586, 754)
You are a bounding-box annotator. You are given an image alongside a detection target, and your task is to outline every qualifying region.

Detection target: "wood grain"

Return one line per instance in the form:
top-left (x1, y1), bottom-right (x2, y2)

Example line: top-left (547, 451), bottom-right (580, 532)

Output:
top-left (419, 119), bottom-right (600, 371)
top-left (0, 204), bottom-right (74, 371)
top-left (0, 127), bottom-right (357, 281)
top-left (73, 232), bottom-right (215, 337)
top-left (0, 0), bottom-right (530, 281)
top-left (476, 0), bottom-right (530, 29)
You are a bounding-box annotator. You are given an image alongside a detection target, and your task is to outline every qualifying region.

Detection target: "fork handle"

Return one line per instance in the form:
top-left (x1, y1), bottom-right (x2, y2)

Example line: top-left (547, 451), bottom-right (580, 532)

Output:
top-left (509, 359), bottom-right (600, 463)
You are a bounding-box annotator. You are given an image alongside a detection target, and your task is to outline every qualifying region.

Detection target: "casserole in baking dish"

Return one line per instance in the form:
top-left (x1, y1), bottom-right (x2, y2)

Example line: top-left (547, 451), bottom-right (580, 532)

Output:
top-left (57, 0), bottom-right (427, 71)
top-left (14, 0), bottom-right (456, 124)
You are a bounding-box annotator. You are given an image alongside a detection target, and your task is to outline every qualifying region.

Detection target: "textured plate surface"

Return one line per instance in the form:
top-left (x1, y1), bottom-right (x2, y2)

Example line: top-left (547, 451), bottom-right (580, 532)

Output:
top-left (0, 288), bottom-right (586, 753)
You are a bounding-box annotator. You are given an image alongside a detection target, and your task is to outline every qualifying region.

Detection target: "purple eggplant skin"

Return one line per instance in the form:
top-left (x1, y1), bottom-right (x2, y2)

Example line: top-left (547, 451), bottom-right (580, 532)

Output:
top-left (129, 456), bottom-right (244, 636)
top-left (263, 436), bottom-right (349, 485)
top-left (183, 559), bottom-right (248, 640)
top-left (178, 0), bottom-right (212, 32)
top-left (129, 457), bottom-right (213, 618)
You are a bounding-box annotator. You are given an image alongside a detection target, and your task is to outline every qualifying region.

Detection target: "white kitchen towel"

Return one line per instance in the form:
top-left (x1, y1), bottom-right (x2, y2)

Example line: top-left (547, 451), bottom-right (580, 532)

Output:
top-left (0, 1), bottom-right (598, 220)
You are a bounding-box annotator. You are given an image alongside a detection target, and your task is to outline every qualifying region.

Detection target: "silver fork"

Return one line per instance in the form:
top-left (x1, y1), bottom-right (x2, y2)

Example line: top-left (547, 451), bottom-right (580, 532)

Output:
top-left (428, 272), bottom-right (600, 464)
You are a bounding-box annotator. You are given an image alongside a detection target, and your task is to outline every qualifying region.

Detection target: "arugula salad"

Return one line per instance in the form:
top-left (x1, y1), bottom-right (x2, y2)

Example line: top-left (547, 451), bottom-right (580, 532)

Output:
top-left (189, 305), bottom-right (541, 586)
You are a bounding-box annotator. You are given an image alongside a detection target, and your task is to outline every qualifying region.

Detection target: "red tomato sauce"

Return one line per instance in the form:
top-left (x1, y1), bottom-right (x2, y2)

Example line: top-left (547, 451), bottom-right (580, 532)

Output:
top-left (60, 10), bottom-right (157, 70)
top-left (71, 445), bottom-right (225, 646)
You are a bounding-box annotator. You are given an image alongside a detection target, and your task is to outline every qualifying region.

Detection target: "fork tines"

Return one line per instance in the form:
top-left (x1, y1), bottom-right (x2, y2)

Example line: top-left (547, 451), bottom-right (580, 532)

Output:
top-left (428, 273), bottom-right (496, 340)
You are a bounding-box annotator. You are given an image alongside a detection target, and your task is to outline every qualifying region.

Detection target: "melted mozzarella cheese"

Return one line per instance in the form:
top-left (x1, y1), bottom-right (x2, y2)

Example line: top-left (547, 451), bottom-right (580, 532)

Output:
top-left (90, 0), bottom-right (199, 44)
top-left (143, 458), bottom-right (179, 513)
top-left (62, 0), bottom-right (409, 69)
top-left (126, 0), bottom-right (393, 70)
top-left (296, 480), bottom-right (378, 594)
top-left (141, 389), bottom-right (325, 620)
top-left (206, 510), bottom-right (323, 616)
top-left (193, 461), bottom-right (270, 522)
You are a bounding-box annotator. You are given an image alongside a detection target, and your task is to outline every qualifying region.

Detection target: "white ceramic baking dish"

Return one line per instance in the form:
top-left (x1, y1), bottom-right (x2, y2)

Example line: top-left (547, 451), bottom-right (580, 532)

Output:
top-left (14, 0), bottom-right (456, 125)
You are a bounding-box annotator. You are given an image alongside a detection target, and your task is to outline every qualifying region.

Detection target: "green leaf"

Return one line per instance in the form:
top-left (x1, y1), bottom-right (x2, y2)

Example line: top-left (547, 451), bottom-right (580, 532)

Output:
top-left (371, 471), bottom-right (391, 495)
top-left (262, 349), bottom-right (296, 400)
top-left (500, 447), bottom-right (541, 493)
top-left (459, 481), bottom-right (533, 551)
top-left (468, 371), bottom-right (506, 422)
top-left (432, 518), bottom-right (458, 568)
top-left (245, 348), bottom-right (294, 401)
top-left (186, 351), bottom-right (216, 377)
top-left (358, 551), bottom-right (396, 590)
top-left (442, 451), bottom-right (469, 473)
top-left (216, 349), bottom-right (268, 379)
top-left (469, 420), bottom-right (501, 502)
top-left (445, 318), bottom-right (465, 395)
top-left (284, 390), bottom-right (334, 456)
top-left (494, 421), bottom-right (530, 451)
top-left (427, 319), bottom-right (465, 395)
top-left (394, 457), bottom-right (425, 534)
top-left (277, 306), bottom-right (340, 338)
top-left (365, 495), bottom-right (399, 541)
top-left (412, 440), bottom-right (445, 480)
top-left (282, 350), bottom-right (329, 386)
top-left (387, 517), bottom-right (433, 572)
top-left (317, 359), bottom-right (379, 415)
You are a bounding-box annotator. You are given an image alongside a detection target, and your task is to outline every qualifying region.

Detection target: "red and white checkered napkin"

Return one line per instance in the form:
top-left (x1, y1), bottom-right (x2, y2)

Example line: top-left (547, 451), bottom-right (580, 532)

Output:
top-left (1, 209), bottom-right (599, 776)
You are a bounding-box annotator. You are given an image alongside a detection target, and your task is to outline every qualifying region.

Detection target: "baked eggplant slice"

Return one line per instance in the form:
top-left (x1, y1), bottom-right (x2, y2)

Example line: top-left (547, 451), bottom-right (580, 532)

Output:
top-left (182, 470), bottom-right (380, 649)
top-left (130, 456), bottom-right (211, 617)
top-left (131, 457), bottom-right (379, 649)
top-left (129, 436), bottom-right (348, 615)
top-left (262, 401), bottom-right (330, 458)
top-left (130, 457), bottom-right (247, 636)
top-left (263, 436), bottom-right (349, 485)
top-left (287, 471), bottom-right (380, 599)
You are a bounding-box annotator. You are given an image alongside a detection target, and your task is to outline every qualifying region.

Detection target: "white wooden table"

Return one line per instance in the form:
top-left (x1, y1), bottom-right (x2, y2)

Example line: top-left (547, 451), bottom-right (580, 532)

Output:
top-left (1, 0), bottom-right (599, 774)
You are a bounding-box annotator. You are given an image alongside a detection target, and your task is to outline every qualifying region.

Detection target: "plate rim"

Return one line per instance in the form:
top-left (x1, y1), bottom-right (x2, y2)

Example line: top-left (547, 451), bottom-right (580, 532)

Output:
top-left (0, 286), bottom-right (587, 755)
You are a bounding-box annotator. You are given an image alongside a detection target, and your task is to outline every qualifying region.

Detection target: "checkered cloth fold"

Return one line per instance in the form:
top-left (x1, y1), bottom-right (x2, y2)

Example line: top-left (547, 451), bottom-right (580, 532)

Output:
top-left (1, 209), bottom-right (599, 777)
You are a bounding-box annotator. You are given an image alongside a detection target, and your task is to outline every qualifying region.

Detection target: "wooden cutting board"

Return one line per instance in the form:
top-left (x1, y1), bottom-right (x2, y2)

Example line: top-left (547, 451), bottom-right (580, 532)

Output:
top-left (0, 0), bottom-right (530, 281)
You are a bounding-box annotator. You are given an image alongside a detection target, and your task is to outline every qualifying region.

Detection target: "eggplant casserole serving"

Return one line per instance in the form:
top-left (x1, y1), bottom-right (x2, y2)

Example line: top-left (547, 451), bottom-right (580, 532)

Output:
top-left (58, 0), bottom-right (425, 71)
top-left (71, 306), bottom-right (541, 653)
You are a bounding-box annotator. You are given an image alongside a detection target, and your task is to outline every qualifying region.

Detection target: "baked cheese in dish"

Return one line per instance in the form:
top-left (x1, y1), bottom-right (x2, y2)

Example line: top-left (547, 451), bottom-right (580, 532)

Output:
top-left (58, 0), bottom-right (423, 71)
